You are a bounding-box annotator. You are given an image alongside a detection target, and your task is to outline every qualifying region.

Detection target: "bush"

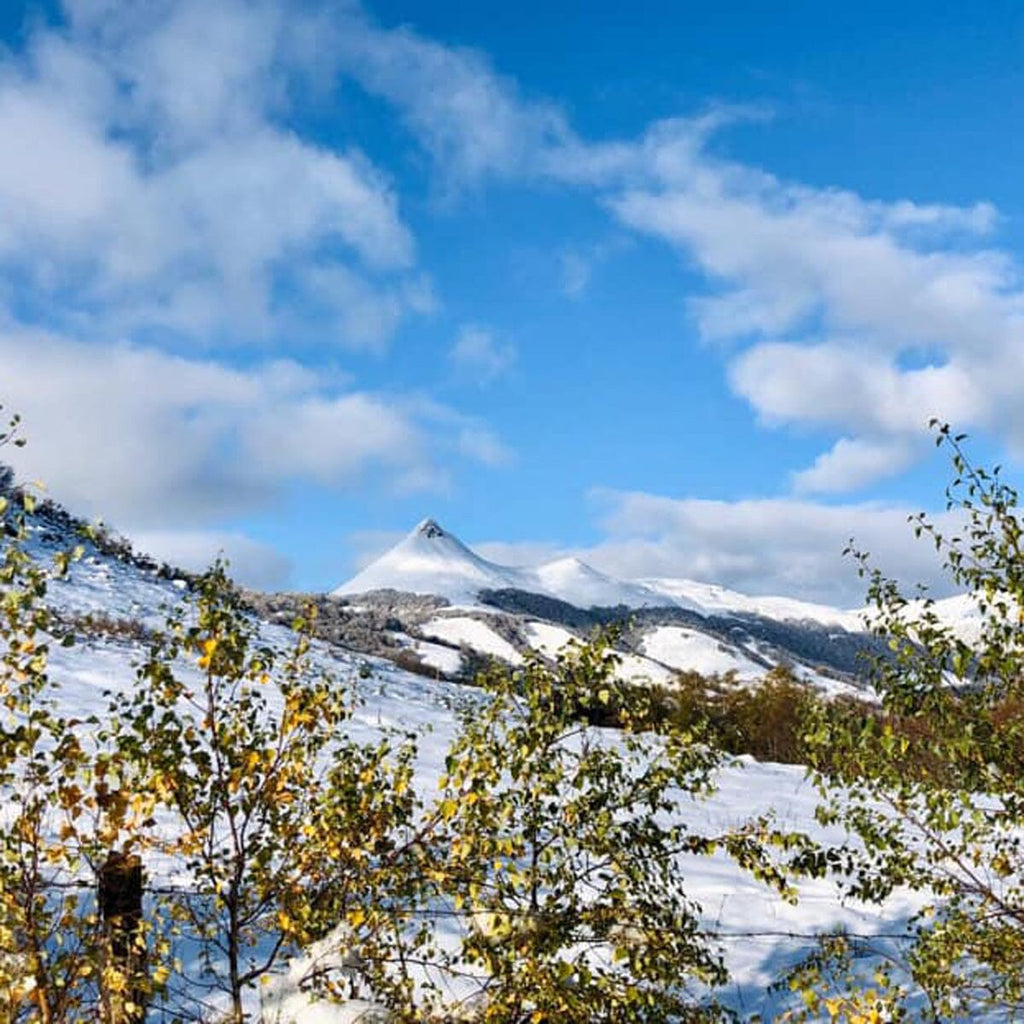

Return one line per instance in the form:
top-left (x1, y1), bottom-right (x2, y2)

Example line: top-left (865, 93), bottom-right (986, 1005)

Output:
top-left (113, 562), bottom-right (425, 1022)
top-left (792, 424), bottom-right (1024, 1019)
top-left (419, 637), bottom-right (805, 1023)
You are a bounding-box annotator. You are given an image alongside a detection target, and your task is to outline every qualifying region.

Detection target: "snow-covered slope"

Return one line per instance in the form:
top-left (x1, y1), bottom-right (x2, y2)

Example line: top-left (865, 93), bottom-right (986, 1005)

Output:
top-left (421, 615), bottom-right (523, 665)
top-left (531, 556), bottom-right (688, 611)
top-left (0, 502), bottom-right (940, 1020)
top-left (640, 577), bottom-right (867, 630)
top-left (333, 519), bottom-right (531, 605)
top-left (641, 625), bottom-right (767, 681)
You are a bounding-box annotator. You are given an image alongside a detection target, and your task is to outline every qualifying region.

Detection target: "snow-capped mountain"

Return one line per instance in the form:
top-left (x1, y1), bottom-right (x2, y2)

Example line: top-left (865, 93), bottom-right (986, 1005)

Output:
top-left (334, 519), bottom-right (847, 623)
top-left (331, 518), bottom-right (992, 693)
top-left (329, 519), bottom-right (882, 692)
top-left (334, 519), bottom-right (532, 605)
top-left (333, 518), bottom-right (673, 610)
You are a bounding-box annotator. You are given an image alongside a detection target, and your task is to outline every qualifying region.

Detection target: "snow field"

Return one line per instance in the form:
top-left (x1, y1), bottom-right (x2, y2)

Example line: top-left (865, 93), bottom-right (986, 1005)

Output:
top-left (421, 615), bottom-right (523, 665)
top-left (11, 527), bottom-right (937, 1020)
top-left (641, 625), bottom-right (766, 681)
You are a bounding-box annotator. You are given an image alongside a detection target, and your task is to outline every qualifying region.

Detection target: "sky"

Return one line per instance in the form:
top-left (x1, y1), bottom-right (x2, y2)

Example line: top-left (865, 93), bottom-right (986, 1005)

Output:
top-left (1, 0), bottom-right (1022, 604)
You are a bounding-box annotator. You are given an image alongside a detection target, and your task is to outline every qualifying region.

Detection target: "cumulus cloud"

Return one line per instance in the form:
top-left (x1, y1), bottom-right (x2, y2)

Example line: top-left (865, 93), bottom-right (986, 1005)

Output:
top-left (584, 490), bottom-right (959, 607)
top-left (326, 9), bottom-right (572, 188)
top-left (792, 437), bottom-right (919, 494)
top-left (729, 342), bottom-right (985, 438)
top-left (0, 0), bottom-right (422, 347)
top-left (449, 325), bottom-right (517, 385)
top-left (0, 328), bottom-right (507, 528)
top-left (602, 132), bottom-right (1023, 486)
top-left (131, 529), bottom-right (293, 590)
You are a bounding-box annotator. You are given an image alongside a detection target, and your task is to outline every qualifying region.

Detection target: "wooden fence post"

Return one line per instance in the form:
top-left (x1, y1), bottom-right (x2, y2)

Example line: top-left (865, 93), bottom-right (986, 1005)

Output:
top-left (98, 850), bottom-right (147, 1024)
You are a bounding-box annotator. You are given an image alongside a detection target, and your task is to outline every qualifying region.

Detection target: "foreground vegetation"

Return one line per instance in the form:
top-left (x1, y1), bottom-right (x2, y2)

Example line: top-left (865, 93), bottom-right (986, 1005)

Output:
top-left (4, 412), bottom-right (1024, 1022)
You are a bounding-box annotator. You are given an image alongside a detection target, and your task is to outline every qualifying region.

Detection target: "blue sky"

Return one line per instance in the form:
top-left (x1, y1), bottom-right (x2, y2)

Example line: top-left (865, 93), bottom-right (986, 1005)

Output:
top-left (1, 0), bottom-right (1022, 603)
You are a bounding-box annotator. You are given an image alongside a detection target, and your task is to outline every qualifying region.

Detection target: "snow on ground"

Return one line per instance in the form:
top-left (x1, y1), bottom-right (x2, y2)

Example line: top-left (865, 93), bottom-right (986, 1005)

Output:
top-left (531, 556), bottom-right (680, 610)
top-left (11, 532), bottom-right (931, 1020)
top-left (45, 547), bottom-right (188, 628)
top-left (640, 578), bottom-right (868, 630)
top-left (42, 620), bottom-right (921, 1022)
top-left (904, 591), bottom-right (990, 644)
top-left (387, 631), bottom-right (464, 676)
top-left (421, 615), bottom-right (523, 665)
top-left (641, 626), bottom-right (766, 680)
top-left (332, 519), bottom-right (531, 606)
top-left (611, 650), bottom-right (678, 687)
top-left (523, 620), bottom-right (579, 656)
top-left (523, 621), bottom-right (678, 686)
top-left (413, 638), bottom-right (463, 675)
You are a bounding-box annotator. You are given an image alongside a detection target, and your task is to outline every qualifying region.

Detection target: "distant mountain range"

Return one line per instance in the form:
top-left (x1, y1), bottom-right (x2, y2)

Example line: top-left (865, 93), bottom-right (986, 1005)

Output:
top-left (14, 494), bottom-right (982, 696)
top-left (334, 518), bottom-right (859, 625)
top-left (330, 518), bottom-right (983, 694)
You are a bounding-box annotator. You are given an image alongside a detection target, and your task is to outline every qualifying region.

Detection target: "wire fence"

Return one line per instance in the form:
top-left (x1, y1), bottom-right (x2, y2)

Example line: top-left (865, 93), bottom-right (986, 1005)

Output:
top-left (27, 874), bottom-right (917, 946)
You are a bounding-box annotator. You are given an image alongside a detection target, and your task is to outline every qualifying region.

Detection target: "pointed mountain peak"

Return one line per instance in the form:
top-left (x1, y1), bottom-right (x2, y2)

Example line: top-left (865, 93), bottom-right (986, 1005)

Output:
top-left (414, 517), bottom-right (447, 540)
top-left (333, 517), bottom-right (524, 603)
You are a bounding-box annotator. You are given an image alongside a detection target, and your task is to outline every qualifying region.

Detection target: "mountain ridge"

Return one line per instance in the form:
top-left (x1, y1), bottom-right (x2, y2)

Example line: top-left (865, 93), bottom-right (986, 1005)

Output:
top-left (334, 518), bottom-right (860, 627)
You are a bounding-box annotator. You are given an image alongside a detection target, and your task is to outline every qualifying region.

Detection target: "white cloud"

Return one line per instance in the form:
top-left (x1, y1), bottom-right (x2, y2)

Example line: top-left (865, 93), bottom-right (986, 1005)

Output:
top-left (0, 0), bottom-right (421, 348)
top-left (328, 10), bottom-right (571, 188)
top-left (449, 325), bottom-right (517, 384)
top-left (293, 265), bottom-right (437, 354)
top-left (585, 489), bottom-right (959, 606)
top-left (472, 539), bottom-right (565, 567)
top-left (321, 14), bottom-right (1024, 487)
top-left (560, 251), bottom-right (592, 300)
top-left (131, 529), bottom-right (293, 590)
top-left (346, 528), bottom-right (406, 571)
top-left (792, 437), bottom-right (918, 494)
top-left (601, 131), bottom-right (1024, 485)
top-left (729, 342), bottom-right (985, 438)
top-left (0, 328), bottom-right (507, 528)
top-left (456, 427), bottom-right (514, 467)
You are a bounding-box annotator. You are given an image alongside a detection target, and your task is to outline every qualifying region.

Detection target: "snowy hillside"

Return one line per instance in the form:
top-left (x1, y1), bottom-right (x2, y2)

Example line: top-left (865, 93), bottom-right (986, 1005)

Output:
top-left (639, 577), bottom-right (867, 631)
top-left (6, 505), bottom-right (926, 1022)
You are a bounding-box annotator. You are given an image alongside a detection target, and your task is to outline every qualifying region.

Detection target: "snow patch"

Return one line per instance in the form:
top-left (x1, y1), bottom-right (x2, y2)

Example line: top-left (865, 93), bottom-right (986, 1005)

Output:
top-left (641, 626), bottom-right (765, 680)
top-left (421, 616), bottom-right (523, 665)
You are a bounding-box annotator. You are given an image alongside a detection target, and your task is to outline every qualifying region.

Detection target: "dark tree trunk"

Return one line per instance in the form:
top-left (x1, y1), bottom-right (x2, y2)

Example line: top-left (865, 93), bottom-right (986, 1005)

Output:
top-left (98, 850), bottom-right (148, 1024)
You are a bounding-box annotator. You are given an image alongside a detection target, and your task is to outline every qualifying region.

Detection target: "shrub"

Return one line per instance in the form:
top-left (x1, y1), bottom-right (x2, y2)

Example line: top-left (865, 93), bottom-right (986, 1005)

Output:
top-left (793, 424), bottom-right (1024, 1018)
top-left (421, 637), bottom-right (805, 1023)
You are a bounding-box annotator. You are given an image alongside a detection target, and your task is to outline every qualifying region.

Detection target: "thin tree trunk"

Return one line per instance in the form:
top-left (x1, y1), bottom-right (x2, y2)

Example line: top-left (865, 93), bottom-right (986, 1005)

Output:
top-left (98, 850), bottom-right (147, 1024)
top-left (228, 885), bottom-right (244, 1024)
